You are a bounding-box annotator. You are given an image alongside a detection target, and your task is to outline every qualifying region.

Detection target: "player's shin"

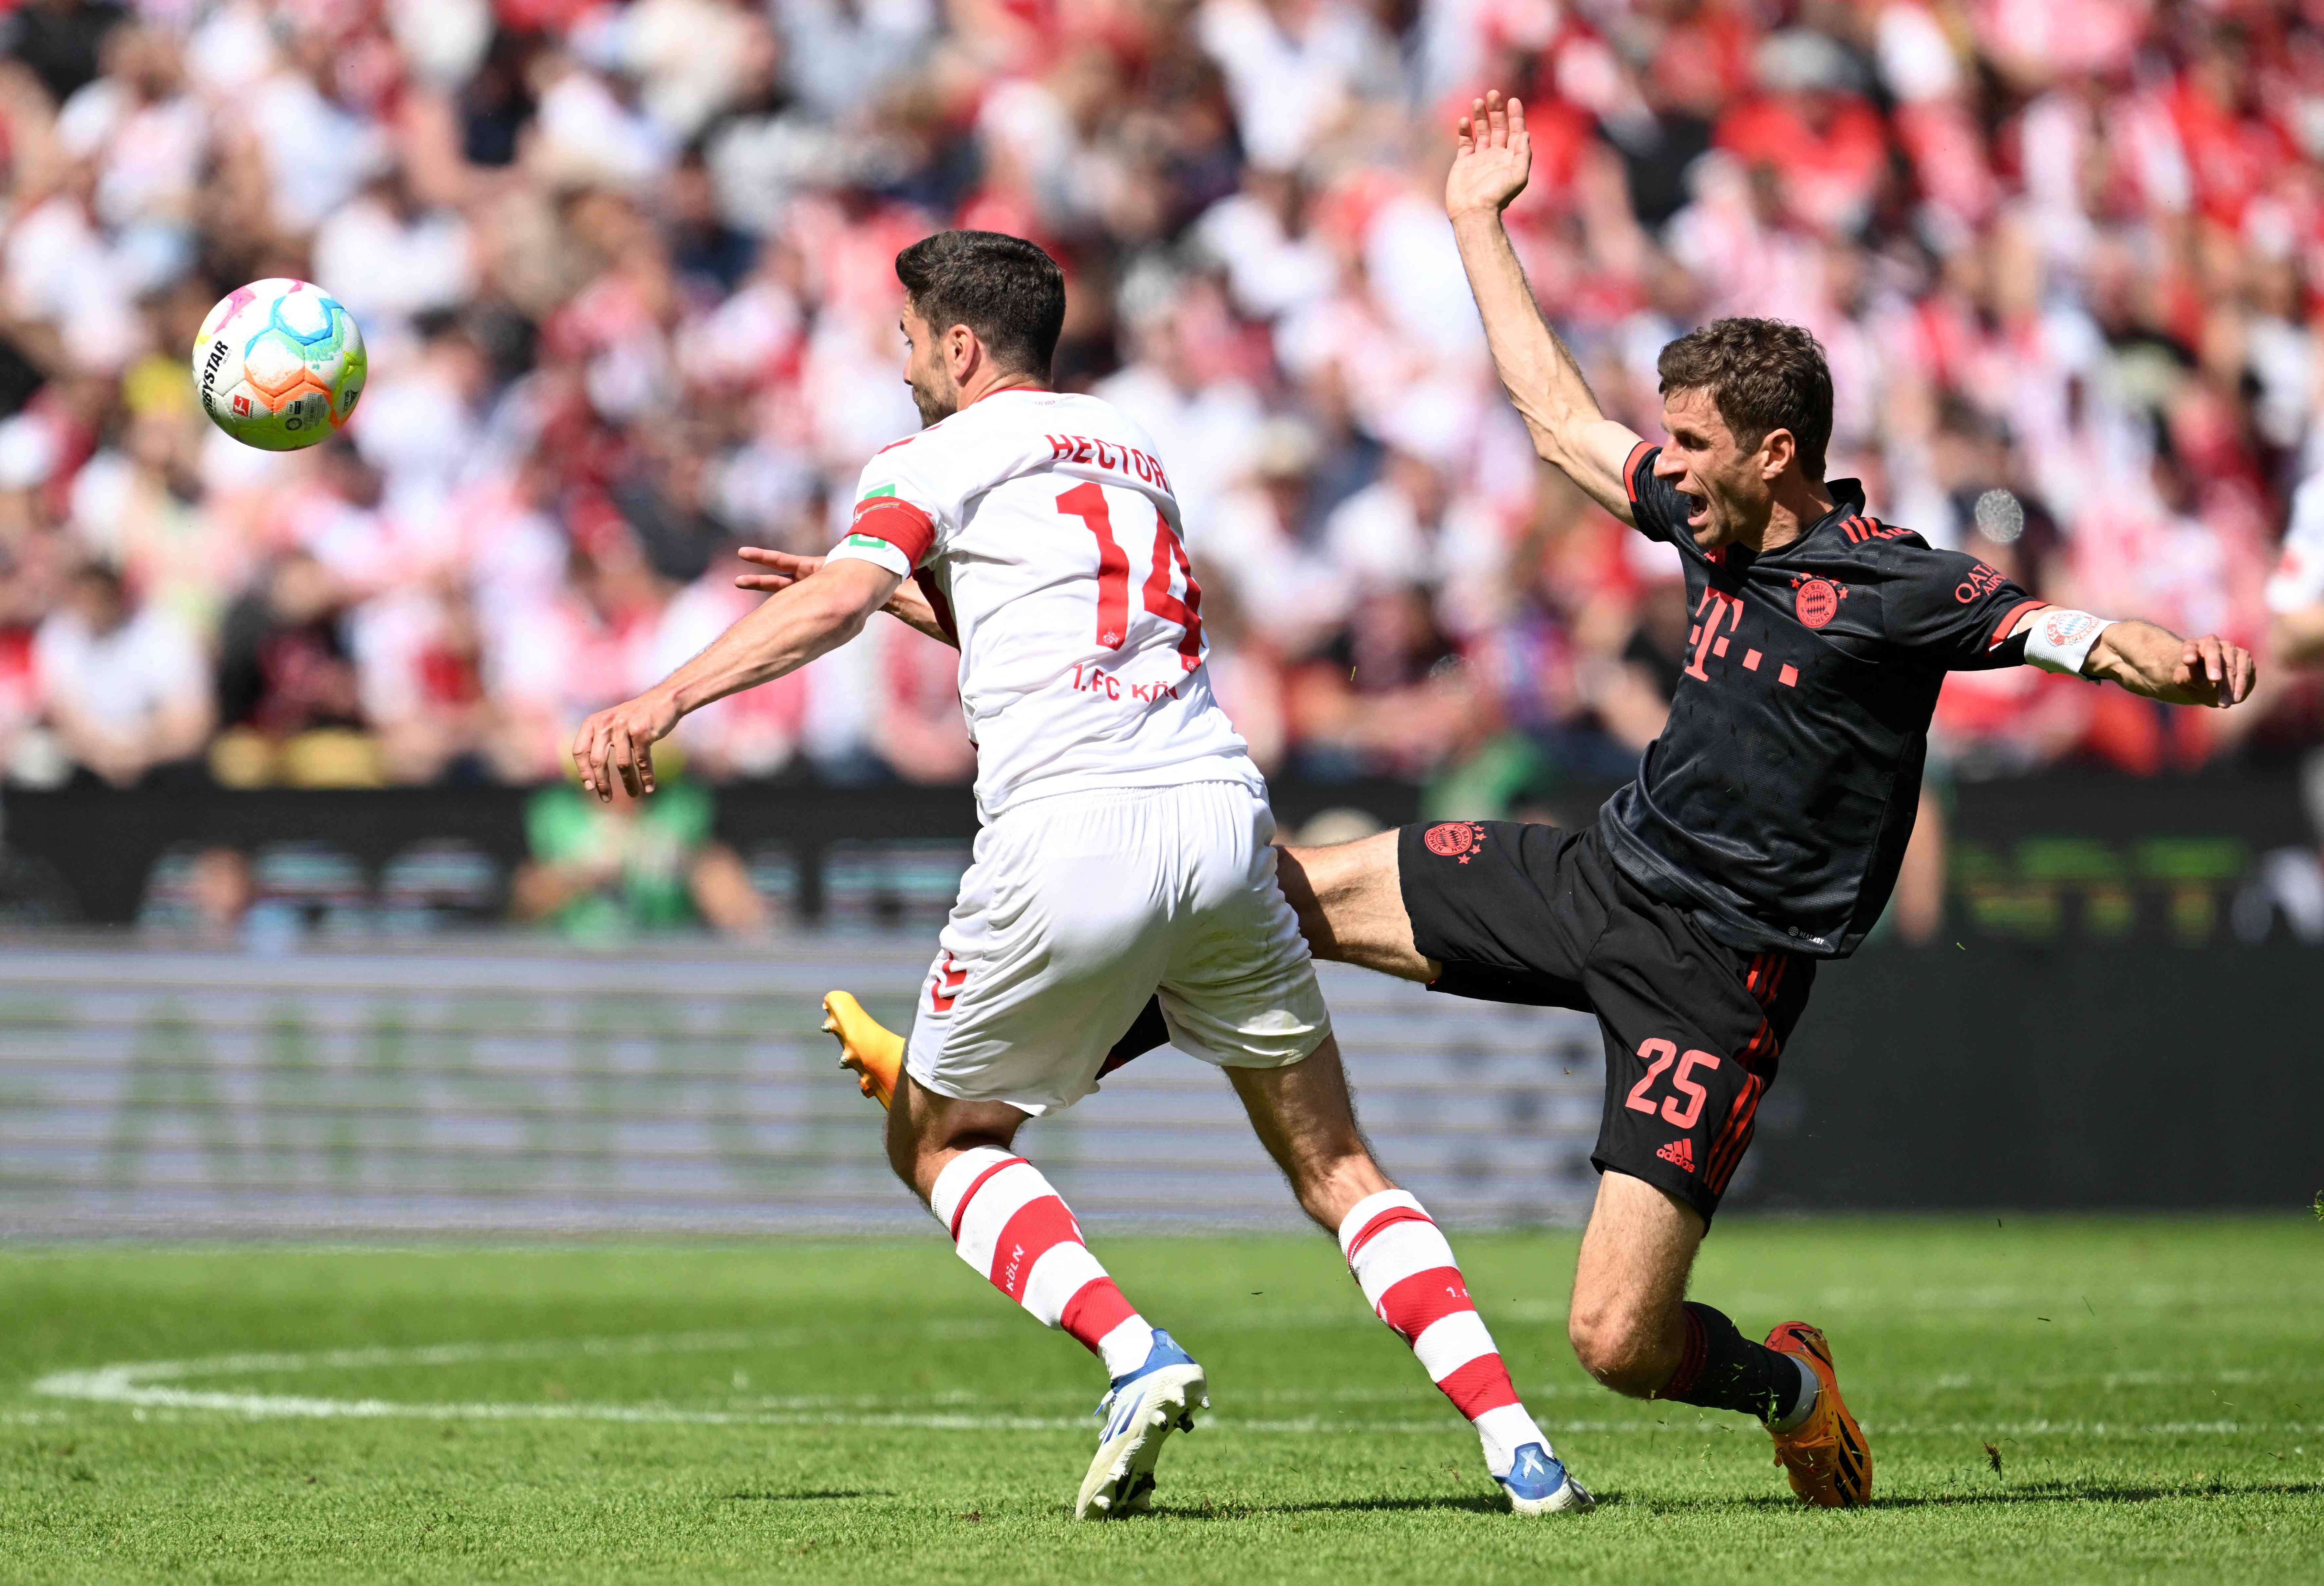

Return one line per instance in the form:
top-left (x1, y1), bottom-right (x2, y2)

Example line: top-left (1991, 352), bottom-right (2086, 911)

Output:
top-left (927, 1146), bottom-right (1155, 1376)
top-left (1337, 1190), bottom-right (1559, 1483)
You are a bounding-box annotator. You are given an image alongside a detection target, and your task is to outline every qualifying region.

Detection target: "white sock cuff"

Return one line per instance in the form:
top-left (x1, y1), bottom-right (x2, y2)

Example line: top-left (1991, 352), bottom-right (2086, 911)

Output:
top-left (1337, 1189), bottom-right (1428, 1259)
top-left (928, 1146), bottom-right (1019, 1231)
top-left (1096, 1315), bottom-right (1155, 1380)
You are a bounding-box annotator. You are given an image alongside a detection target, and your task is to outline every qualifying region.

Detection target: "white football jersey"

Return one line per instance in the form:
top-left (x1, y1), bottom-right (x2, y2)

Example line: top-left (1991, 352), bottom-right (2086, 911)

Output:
top-left (825, 388), bottom-right (1260, 818)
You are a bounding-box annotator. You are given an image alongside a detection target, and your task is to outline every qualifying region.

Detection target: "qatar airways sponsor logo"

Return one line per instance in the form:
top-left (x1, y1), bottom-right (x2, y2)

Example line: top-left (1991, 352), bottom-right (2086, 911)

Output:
top-left (1954, 561), bottom-right (2009, 603)
top-left (1047, 433), bottom-right (1172, 494)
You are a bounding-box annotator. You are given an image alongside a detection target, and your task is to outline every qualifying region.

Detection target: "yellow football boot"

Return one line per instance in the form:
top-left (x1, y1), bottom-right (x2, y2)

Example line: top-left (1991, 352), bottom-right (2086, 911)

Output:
top-left (1764, 1320), bottom-right (1872, 1507)
top-left (822, 991), bottom-right (903, 1109)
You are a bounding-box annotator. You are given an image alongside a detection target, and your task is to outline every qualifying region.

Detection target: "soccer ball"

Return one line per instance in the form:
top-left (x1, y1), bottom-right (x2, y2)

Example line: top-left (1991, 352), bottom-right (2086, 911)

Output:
top-left (191, 279), bottom-right (366, 451)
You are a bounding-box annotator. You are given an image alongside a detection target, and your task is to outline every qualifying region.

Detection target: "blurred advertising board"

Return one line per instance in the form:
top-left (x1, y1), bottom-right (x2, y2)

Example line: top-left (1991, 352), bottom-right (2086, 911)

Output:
top-left (0, 939), bottom-right (1608, 1236)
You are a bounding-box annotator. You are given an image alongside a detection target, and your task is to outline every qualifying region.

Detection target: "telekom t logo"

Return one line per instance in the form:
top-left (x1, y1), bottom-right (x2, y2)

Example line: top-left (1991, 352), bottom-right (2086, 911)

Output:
top-left (1686, 589), bottom-right (1745, 681)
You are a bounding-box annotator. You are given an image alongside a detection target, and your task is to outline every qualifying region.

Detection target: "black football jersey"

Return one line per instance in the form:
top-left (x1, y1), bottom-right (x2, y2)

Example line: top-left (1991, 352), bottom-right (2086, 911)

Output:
top-left (1597, 443), bottom-right (2047, 958)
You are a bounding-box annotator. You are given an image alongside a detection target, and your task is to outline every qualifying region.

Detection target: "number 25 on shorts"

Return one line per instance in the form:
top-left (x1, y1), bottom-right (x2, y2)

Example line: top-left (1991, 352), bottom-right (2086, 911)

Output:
top-left (1624, 1038), bottom-right (1721, 1130)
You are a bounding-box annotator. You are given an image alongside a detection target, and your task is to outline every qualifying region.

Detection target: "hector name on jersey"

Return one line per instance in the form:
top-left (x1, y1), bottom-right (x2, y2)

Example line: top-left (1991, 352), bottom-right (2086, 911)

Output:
top-left (1598, 443), bottom-right (2047, 960)
top-left (825, 389), bottom-right (1261, 820)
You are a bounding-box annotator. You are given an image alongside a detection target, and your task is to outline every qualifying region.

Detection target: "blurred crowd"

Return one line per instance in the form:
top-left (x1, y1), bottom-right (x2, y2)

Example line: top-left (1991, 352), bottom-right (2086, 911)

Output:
top-left (3, 0), bottom-right (2324, 813)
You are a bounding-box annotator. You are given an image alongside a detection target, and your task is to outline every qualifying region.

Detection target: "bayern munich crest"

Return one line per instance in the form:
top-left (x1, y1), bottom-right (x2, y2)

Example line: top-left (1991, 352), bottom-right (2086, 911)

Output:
top-left (1794, 577), bottom-right (1844, 629)
top-left (2042, 609), bottom-right (2099, 645)
top-left (1423, 822), bottom-right (1487, 862)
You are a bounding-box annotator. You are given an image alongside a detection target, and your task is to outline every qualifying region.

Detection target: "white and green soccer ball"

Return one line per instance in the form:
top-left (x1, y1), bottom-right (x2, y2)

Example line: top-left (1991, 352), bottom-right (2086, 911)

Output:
top-left (191, 279), bottom-right (366, 451)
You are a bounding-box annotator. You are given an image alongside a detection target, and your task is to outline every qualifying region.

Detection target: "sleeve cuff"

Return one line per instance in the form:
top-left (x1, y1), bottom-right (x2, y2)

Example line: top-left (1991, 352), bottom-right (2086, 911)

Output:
top-left (827, 533), bottom-right (914, 579)
top-left (1622, 440), bottom-right (1653, 511)
top-left (1987, 599), bottom-right (2048, 650)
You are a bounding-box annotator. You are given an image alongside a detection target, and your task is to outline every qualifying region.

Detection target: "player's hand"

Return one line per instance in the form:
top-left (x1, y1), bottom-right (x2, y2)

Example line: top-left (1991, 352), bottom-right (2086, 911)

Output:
top-left (572, 689), bottom-right (682, 801)
top-left (734, 545), bottom-right (823, 594)
top-left (1447, 91), bottom-right (1532, 220)
top-left (2164, 634), bottom-right (2256, 708)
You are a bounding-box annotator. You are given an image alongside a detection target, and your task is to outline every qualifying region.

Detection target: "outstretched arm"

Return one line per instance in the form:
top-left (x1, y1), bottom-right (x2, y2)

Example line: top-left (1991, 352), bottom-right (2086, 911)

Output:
top-left (572, 557), bottom-right (903, 798)
top-left (2015, 611), bottom-right (2255, 707)
top-left (1447, 92), bottom-right (1643, 525)
top-left (736, 546), bottom-right (953, 646)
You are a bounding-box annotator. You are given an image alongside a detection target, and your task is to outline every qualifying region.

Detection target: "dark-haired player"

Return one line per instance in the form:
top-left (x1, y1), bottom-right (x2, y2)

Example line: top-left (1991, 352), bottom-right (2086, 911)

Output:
top-left (806, 98), bottom-right (2256, 1510)
top-left (577, 229), bottom-right (1587, 1520)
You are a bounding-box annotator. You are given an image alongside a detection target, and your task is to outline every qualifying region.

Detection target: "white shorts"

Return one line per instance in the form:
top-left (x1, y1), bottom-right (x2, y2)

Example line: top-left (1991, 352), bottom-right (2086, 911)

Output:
top-left (904, 780), bottom-right (1331, 1116)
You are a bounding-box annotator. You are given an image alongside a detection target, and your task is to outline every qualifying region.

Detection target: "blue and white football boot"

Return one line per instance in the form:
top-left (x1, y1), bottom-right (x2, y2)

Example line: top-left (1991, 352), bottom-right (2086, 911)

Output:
top-left (1075, 1329), bottom-right (1208, 1519)
top-left (1498, 1442), bottom-right (1595, 1515)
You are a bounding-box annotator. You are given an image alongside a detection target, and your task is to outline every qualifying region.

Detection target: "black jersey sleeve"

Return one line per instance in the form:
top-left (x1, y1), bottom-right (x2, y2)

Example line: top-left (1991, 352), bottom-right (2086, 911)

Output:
top-left (1622, 442), bottom-right (1694, 545)
top-left (1875, 541), bottom-right (2048, 671)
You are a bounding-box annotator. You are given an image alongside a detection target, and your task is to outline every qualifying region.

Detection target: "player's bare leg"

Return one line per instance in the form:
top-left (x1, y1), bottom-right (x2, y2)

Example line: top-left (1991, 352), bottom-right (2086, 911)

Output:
top-left (1229, 1036), bottom-right (1591, 1514)
top-left (885, 1074), bottom-right (1206, 1519)
top-left (1568, 1170), bottom-right (1869, 1506)
top-left (1274, 834), bottom-right (1440, 981)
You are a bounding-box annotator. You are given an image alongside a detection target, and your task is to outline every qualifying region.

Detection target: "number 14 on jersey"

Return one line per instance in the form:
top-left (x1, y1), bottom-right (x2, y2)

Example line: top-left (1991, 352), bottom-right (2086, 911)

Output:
top-left (1056, 482), bottom-right (1204, 670)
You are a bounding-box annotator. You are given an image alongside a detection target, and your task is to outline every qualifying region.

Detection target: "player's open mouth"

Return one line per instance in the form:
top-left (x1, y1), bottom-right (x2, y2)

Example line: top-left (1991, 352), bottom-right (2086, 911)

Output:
top-left (1681, 491), bottom-right (1709, 526)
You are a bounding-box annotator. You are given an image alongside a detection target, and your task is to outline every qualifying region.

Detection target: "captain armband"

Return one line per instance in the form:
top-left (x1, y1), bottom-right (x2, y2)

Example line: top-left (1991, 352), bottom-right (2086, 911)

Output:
top-left (2021, 608), bottom-right (2115, 677)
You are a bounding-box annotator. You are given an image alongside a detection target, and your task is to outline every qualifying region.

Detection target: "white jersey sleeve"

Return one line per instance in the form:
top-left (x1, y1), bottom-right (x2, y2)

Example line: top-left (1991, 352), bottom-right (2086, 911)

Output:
top-left (826, 434), bottom-right (960, 579)
top-left (826, 389), bottom-right (1260, 819)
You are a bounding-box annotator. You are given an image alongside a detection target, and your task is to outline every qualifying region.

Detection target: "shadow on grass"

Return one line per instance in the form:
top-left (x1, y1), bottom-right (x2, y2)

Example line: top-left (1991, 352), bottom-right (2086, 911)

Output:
top-left (1140, 1477), bottom-right (2324, 1522)
top-left (1650, 1479), bottom-right (2324, 1513)
top-left (1153, 1493), bottom-right (1623, 1520)
top-left (723, 1489), bottom-right (890, 1502)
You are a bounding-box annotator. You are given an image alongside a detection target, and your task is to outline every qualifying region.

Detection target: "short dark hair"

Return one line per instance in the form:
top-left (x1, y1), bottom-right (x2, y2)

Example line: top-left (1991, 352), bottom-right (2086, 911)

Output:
top-left (1656, 317), bottom-right (1833, 479)
top-left (894, 231), bottom-right (1066, 381)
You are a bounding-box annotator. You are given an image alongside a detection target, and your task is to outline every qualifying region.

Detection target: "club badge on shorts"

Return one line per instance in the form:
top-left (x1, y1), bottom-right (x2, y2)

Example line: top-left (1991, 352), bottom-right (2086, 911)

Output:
top-left (1424, 822), bottom-right (1487, 864)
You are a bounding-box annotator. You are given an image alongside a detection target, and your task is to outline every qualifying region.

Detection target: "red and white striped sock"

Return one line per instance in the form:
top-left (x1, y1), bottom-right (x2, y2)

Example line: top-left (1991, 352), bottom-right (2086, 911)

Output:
top-left (928, 1147), bottom-right (1157, 1380)
top-left (1339, 1189), bottom-right (1546, 1478)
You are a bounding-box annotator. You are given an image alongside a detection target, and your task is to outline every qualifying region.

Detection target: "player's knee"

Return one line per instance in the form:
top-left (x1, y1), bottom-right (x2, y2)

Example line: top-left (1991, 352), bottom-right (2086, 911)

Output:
top-left (1567, 1304), bottom-right (1670, 1398)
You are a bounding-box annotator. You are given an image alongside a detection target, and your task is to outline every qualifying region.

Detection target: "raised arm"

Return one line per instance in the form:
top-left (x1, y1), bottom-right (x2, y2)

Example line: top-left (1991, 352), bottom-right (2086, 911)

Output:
top-left (571, 557), bottom-right (903, 798)
top-left (1447, 92), bottom-right (1644, 525)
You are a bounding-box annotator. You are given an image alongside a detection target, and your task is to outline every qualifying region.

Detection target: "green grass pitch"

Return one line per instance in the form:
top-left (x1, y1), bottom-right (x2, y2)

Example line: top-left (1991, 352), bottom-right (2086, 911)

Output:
top-left (4, 1218), bottom-right (2320, 1584)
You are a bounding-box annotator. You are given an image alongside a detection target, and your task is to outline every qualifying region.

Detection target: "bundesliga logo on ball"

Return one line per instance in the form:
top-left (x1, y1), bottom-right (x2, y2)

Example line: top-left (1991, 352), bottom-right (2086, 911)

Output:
top-left (190, 279), bottom-right (366, 451)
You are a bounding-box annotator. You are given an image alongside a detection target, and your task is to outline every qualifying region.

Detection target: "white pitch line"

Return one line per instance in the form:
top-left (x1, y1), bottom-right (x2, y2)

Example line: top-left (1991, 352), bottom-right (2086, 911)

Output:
top-left (25, 1332), bottom-right (2324, 1440)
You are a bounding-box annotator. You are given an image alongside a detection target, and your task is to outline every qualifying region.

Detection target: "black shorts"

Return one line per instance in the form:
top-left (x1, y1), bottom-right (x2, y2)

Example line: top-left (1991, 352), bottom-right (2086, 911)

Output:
top-left (1397, 820), bottom-right (1815, 1223)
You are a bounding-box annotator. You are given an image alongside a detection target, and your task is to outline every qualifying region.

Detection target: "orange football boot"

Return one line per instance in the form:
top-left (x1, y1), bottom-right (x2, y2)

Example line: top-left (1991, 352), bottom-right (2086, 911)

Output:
top-left (1763, 1320), bottom-right (1872, 1508)
top-left (822, 991), bottom-right (903, 1109)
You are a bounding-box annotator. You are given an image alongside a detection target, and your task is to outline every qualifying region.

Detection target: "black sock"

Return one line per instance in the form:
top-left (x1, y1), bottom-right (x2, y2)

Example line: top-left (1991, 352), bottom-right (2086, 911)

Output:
top-left (1096, 995), bottom-right (1169, 1077)
top-left (1657, 1302), bottom-right (1806, 1423)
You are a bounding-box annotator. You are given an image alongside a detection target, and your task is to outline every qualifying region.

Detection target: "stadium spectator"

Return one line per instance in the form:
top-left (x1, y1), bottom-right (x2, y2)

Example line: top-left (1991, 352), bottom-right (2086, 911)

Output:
top-left (0, 0), bottom-right (2314, 801)
top-left (33, 559), bottom-right (211, 786)
top-left (511, 765), bottom-right (764, 938)
top-left (2269, 470), bottom-right (2324, 671)
top-left (211, 548), bottom-right (373, 785)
